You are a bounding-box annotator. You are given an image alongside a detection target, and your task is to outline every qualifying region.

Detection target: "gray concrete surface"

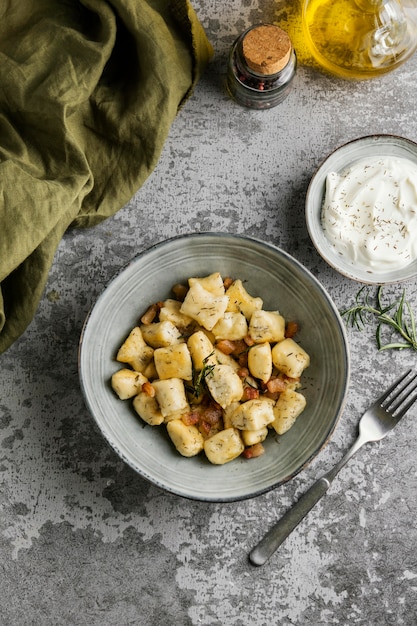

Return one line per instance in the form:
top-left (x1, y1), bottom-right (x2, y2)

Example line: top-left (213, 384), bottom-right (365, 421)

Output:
top-left (1, 1), bottom-right (417, 624)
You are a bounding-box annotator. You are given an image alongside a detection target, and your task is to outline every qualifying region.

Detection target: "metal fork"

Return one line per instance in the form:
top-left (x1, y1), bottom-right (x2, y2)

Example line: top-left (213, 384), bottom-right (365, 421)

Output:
top-left (249, 369), bottom-right (417, 567)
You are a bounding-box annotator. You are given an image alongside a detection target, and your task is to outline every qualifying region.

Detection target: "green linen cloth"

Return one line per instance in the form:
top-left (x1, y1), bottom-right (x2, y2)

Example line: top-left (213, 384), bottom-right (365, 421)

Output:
top-left (0, 0), bottom-right (212, 354)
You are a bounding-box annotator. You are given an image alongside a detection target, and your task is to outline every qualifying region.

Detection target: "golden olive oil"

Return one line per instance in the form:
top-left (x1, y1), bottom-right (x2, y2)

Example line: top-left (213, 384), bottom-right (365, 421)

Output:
top-left (302, 0), bottom-right (411, 78)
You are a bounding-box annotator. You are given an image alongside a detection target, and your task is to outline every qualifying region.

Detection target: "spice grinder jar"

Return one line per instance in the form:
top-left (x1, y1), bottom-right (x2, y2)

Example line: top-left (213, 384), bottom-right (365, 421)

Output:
top-left (226, 24), bottom-right (297, 109)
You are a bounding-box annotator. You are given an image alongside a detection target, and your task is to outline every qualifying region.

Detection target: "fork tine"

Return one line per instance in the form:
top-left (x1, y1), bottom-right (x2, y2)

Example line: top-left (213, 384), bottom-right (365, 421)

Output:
top-left (377, 369), bottom-right (413, 405)
top-left (388, 379), bottom-right (417, 412)
top-left (380, 370), bottom-right (417, 416)
top-left (384, 372), bottom-right (417, 406)
top-left (393, 389), bottom-right (417, 418)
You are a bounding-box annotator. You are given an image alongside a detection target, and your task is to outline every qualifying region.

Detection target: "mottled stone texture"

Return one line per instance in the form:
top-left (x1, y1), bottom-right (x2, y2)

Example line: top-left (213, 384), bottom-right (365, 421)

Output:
top-left (1, 1), bottom-right (417, 624)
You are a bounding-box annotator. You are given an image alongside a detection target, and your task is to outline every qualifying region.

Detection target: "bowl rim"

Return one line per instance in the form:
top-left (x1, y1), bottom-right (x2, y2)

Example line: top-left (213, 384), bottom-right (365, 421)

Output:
top-left (305, 133), bottom-right (417, 284)
top-left (78, 232), bottom-right (350, 502)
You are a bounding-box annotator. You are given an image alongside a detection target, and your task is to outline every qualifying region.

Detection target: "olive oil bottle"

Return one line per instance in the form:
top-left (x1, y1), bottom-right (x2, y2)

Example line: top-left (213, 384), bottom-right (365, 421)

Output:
top-left (302, 0), bottom-right (417, 79)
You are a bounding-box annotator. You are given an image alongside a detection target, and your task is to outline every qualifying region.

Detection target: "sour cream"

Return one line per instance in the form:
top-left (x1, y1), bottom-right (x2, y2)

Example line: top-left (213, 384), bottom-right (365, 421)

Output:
top-left (321, 156), bottom-right (417, 271)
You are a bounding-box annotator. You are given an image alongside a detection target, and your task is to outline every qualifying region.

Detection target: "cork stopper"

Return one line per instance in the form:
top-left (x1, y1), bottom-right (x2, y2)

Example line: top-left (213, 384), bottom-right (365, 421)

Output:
top-left (242, 25), bottom-right (292, 76)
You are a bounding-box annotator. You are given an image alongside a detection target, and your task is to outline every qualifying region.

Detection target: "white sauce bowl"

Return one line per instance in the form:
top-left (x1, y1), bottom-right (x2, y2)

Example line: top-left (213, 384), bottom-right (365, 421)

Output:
top-left (306, 134), bottom-right (417, 284)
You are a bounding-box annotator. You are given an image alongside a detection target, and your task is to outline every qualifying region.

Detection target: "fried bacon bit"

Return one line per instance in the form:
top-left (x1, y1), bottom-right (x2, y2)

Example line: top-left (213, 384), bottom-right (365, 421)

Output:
top-left (223, 276), bottom-right (234, 290)
top-left (199, 420), bottom-right (212, 436)
top-left (242, 443), bottom-right (265, 459)
top-left (237, 367), bottom-right (250, 379)
top-left (264, 374), bottom-right (300, 399)
top-left (203, 403), bottom-right (223, 425)
top-left (217, 339), bottom-right (248, 356)
top-left (263, 390), bottom-right (280, 401)
top-left (266, 376), bottom-right (288, 394)
top-left (216, 339), bottom-right (236, 355)
top-left (243, 334), bottom-right (255, 347)
top-left (241, 386), bottom-right (260, 401)
top-left (172, 283), bottom-right (188, 301)
top-left (182, 402), bottom-right (222, 430)
top-left (285, 321), bottom-right (299, 338)
top-left (231, 339), bottom-right (248, 355)
top-left (142, 381), bottom-right (155, 397)
top-left (237, 352), bottom-right (249, 368)
top-left (182, 410), bottom-right (200, 426)
top-left (221, 338), bottom-right (249, 367)
top-left (140, 302), bottom-right (161, 325)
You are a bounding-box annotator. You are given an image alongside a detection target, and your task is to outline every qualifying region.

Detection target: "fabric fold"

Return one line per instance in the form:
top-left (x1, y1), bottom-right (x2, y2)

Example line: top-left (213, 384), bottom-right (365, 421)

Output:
top-left (0, 0), bottom-right (213, 353)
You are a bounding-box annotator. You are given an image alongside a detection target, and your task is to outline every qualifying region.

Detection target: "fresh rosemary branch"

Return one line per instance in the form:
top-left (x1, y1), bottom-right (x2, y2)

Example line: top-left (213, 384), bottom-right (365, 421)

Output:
top-left (187, 352), bottom-right (216, 397)
top-left (341, 286), bottom-right (417, 351)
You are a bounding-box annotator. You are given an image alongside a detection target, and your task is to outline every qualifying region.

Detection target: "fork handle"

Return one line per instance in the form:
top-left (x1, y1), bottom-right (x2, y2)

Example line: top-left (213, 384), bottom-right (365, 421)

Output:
top-left (249, 435), bottom-right (366, 567)
top-left (249, 476), bottom-right (331, 566)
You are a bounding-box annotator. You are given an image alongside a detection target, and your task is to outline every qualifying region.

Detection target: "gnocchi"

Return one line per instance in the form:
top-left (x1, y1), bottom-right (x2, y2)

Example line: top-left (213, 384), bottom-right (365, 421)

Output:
top-left (111, 273), bottom-right (310, 465)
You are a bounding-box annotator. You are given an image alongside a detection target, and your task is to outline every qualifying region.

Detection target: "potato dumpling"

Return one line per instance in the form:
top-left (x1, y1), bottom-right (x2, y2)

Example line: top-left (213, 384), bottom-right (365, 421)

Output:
top-left (180, 282), bottom-right (229, 331)
top-left (154, 343), bottom-right (193, 381)
top-left (271, 389), bottom-right (307, 435)
top-left (225, 279), bottom-right (263, 320)
top-left (222, 401), bottom-right (241, 429)
top-left (205, 364), bottom-right (243, 409)
top-left (133, 392), bottom-right (164, 426)
top-left (187, 331), bottom-right (216, 371)
top-left (142, 359), bottom-right (158, 380)
top-left (159, 299), bottom-right (194, 329)
top-left (167, 419), bottom-right (204, 457)
top-left (212, 311), bottom-right (248, 341)
top-left (188, 272), bottom-right (225, 297)
top-left (152, 378), bottom-right (189, 418)
top-left (111, 368), bottom-right (147, 400)
top-left (203, 428), bottom-right (244, 465)
top-left (140, 320), bottom-right (182, 348)
top-left (231, 397), bottom-right (275, 431)
top-left (271, 337), bottom-right (310, 378)
top-left (249, 310), bottom-right (285, 344)
top-left (247, 342), bottom-right (272, 384)
top-left (116, 326), bottom-right (154, 373)
top-left (241, 426), bottom-right (268, 447)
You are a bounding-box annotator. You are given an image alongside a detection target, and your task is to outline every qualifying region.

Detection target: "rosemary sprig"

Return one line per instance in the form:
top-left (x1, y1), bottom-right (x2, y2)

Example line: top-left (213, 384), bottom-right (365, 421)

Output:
top-left (187, 352), bottom-right (216, 397)
top-left (341, 286), bottom-right (417, 351)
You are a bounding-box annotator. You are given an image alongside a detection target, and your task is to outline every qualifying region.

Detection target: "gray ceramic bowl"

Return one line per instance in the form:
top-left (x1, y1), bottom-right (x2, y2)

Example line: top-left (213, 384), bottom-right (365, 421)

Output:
top-left (79, 233), bottom-right (350, 502)
top-left (306, 134), bottom-right (417, 284)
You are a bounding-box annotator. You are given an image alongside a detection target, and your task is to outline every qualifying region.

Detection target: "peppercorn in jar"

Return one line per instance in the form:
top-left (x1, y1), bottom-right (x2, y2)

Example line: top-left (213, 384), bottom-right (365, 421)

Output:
top-left (226, 24), bottom-right (297, 109)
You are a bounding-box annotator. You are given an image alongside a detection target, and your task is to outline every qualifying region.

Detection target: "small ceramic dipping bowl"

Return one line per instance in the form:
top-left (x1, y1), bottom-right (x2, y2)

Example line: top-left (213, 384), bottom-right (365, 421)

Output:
top-left (306, 134), bottom-right (417, 284)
